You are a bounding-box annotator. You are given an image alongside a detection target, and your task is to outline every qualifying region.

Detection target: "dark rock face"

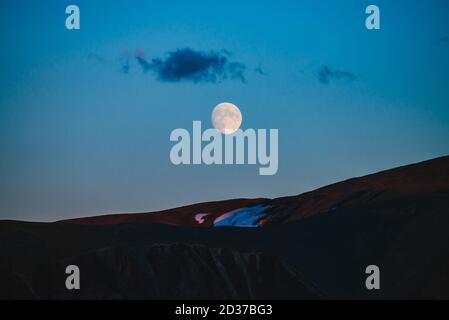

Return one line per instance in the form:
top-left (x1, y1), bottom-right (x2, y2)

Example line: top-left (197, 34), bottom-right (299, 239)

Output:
top-left (1, 156), bottom-right (448, 299)
top-left (0, 265), bottom-right (35, 299)
top-left (23, 244), bottom-right (321, 300)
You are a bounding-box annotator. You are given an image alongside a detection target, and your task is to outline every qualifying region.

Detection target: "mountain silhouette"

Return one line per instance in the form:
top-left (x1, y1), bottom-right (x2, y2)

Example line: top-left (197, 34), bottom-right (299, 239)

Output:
top-left (1, 156), bottom-right (448, 299)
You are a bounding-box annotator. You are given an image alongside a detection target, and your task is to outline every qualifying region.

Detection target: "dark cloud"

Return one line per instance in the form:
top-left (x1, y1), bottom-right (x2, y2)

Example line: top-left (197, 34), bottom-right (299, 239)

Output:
top-left (120, 52), bottom-right (131, 74)
top-left (121, 60), bottom-right (130, 74)
top-left (317, 65), bottom-right (357, 84)
top-left (220, 49), bottom-right (233, 57)
top-left (87, 52), bottom-right (132, 74)
top-left (135, 49), bottom-right (152, 72)
top-left (254, 64), bottom-right (268, 76)
top-left (134, 48), bottom-right (246, 83)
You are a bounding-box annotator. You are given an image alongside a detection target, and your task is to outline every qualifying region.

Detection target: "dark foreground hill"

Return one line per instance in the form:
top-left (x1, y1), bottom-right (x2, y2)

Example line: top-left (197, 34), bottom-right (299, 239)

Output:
top-left (1, 156), bottom-right (448, 299)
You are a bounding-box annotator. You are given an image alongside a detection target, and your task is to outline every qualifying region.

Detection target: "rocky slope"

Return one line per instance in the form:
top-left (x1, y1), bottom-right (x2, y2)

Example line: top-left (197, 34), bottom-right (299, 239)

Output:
top-left (1, 156), bottom-right (448, 299)
top-left (26, 243), bottom-right (321, 300)
top-left (65, 156), bottom-right (449, 228)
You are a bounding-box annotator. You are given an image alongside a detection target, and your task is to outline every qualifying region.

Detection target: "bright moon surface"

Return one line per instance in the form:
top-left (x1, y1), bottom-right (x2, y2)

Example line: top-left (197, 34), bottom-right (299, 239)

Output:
top-left (212, 102), bottom-right (243, 134)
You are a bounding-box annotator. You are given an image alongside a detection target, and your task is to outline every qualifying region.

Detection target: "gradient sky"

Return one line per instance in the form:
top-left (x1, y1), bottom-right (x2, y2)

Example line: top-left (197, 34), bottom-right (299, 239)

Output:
top-left (1, 0), bottom-right (448, 221)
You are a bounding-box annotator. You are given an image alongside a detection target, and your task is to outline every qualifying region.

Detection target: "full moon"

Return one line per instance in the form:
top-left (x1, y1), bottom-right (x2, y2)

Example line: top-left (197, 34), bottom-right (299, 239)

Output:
top-left (211, 102), bottom-right (242, 135)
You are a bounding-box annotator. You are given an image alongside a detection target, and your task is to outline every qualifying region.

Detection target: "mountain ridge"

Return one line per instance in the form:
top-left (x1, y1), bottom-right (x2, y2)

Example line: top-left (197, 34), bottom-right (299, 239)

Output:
top-left (1, 155), bottom-right (448, 299)
top-left (63, 155), bottom-right (449, 227)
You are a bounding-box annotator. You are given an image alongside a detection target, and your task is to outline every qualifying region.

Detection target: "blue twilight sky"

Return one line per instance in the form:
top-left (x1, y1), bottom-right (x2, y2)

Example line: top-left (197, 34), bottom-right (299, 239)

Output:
top-left (1, 0), bottom-right (448, 221)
